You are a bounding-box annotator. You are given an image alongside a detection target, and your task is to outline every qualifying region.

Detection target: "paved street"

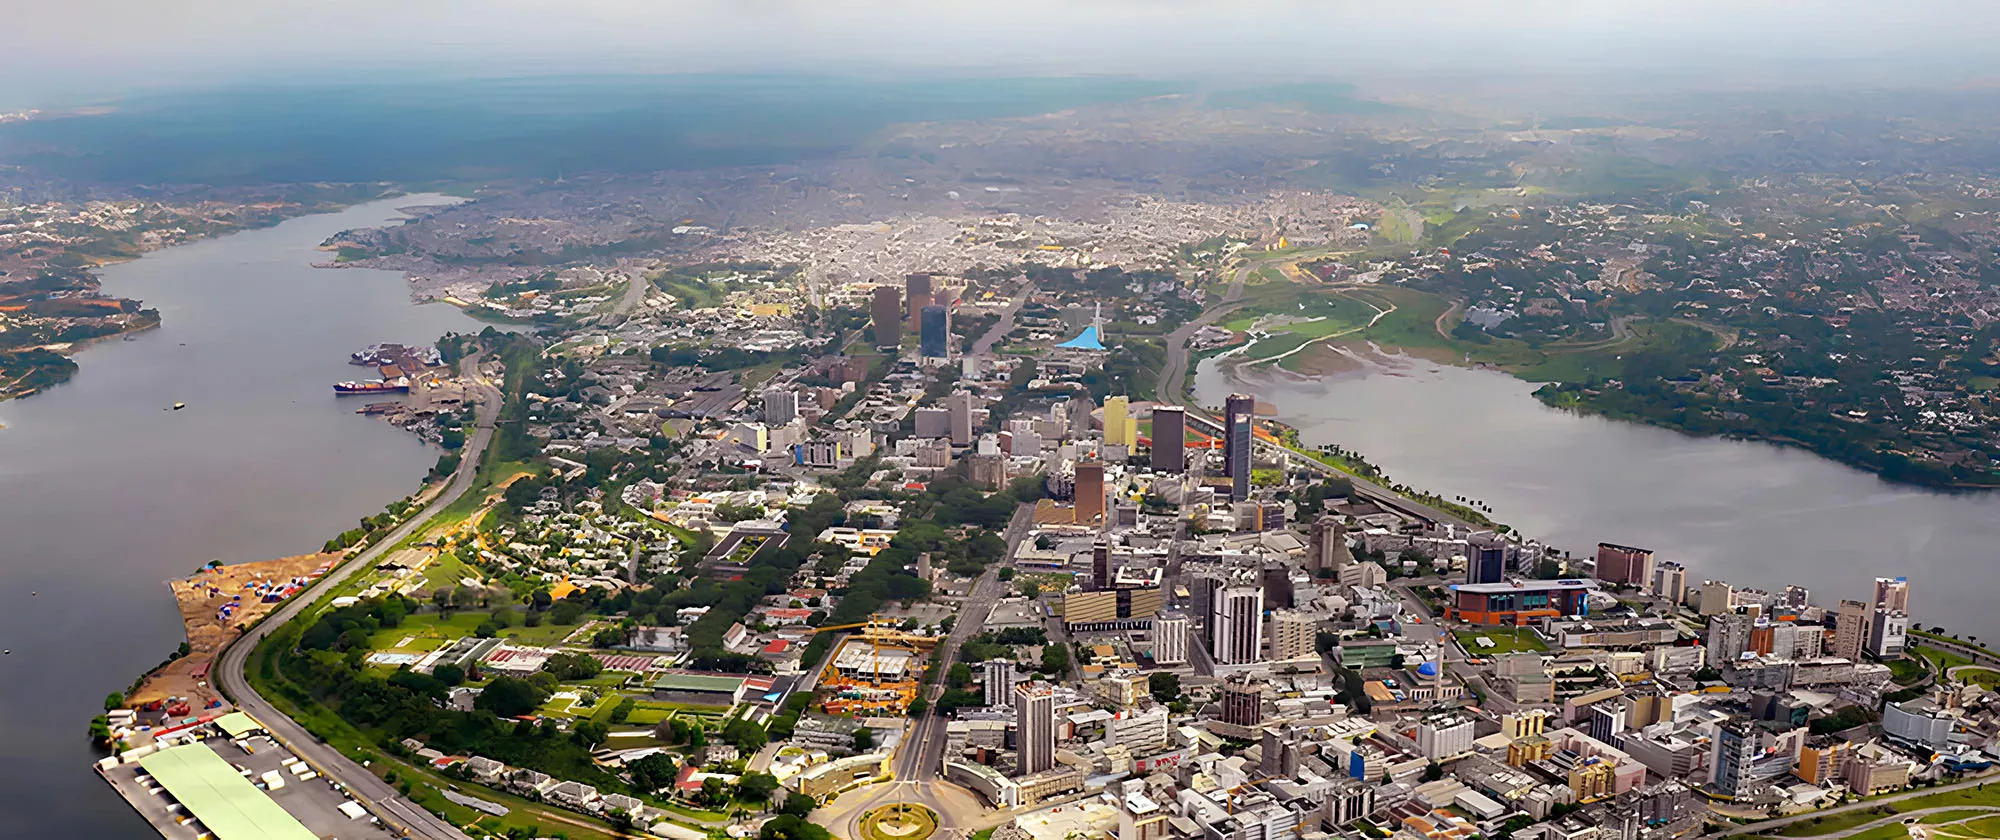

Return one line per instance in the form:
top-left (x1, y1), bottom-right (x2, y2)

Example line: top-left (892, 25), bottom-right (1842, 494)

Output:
top-left (815, 503), bottom-right (1038, 835)
top-left (214, 352), bottom-right (505, 840)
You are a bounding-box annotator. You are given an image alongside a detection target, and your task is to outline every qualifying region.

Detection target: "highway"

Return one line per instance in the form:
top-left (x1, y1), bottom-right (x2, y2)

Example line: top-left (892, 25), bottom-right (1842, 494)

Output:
top-left (213, 351), bottom-right (507, 840)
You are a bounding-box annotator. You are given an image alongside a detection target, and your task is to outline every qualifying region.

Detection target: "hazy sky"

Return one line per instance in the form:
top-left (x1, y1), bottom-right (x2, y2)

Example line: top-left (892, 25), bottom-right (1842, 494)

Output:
top-left (6, 1), bottom-right (2000, 106)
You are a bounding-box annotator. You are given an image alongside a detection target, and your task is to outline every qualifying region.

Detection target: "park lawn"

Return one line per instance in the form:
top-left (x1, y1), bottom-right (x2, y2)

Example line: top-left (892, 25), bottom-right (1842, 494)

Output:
top-left (1847, 826), bottom-right (1909, 840)
top-left (1918, 645), bottom-right (1976, 675)
top-left (1455, 628), bottom-right (1549, 654)
top-left (364, 610), bottom-right (584, 653)
top-left (1948, 815), bottom-right (2000, 837)
top-left (1962, 669), bottom-right (2000, 690)
top-left (1886, 657), bottom-right (1930, 685)
top-left (1920, 812), bottom-right (2000, 824)
top-left (418, 551), bottom-right (476, 592)
top-left (1777, 811), bottom-right (1897, 837)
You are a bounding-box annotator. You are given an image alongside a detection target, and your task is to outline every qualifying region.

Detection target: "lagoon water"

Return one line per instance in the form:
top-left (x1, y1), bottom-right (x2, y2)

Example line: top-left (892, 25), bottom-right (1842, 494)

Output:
top-left (0, 196), bottom-right (484, 838)
top-left (1196, 353), bottom-right (2000, 642)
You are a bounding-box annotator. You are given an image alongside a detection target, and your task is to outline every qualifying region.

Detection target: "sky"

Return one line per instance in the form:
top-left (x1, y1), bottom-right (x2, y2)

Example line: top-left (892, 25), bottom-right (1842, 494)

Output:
top-left (6, 1), bottom-right (2000, 107)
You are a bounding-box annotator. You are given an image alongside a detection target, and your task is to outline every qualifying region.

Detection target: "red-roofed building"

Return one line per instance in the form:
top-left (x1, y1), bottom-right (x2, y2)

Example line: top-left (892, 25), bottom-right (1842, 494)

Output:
top-left (761, 608), bottom-right (814, 626)
top-left (762, 640), bottom-right (790, 655)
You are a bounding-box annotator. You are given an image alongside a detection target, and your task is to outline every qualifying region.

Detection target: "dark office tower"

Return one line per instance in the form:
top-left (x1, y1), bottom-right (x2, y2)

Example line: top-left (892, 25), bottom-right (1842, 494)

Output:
top-left (1262, 563), bottom-right (1294, 610)
top-left (906, 273), bottom-right (934, 323)
top-left (1224, 393), bottom-right (1255, 501)
top-left (1092, 540), bottom-right (1112, 590)
top-left (1308, 517), bottom-right (1351, 576)
top-left (1221, 678), bottom-right (1264, 727)
top-left (1466, 536), bottom-right (1507, 585)
top-left (871, 287), bottom-right (902, 348)
top-left (920, 304), bottom-right (949, 358)
top-left (1151, 406), bottom-right (1186, 474)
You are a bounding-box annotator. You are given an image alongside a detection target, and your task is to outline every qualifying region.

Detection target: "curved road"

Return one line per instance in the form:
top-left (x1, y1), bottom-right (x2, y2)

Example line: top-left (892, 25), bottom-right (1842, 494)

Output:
top-left (214, 352), bottom-right (506, 840)
top-left (1715, 769), bottom-right (2000, 837)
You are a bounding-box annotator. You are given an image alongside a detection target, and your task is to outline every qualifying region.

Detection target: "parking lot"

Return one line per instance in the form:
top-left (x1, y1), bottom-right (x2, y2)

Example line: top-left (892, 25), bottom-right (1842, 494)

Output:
top-left (100, 734), bottom-right (398, 840)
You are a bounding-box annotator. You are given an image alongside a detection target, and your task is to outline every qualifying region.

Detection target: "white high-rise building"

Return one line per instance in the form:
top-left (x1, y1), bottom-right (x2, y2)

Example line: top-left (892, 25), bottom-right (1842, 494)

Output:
top-left (983, 659), bottom-right (1018, 708)
top-left (1014, 683), bottom-right (1056, 776)
top-left (948, 391), bottom-right (977, 447)
top-left (1213, 586), bottom-right (1266, 665)
top-left (1153, 613), bottom-right (1189, 666)
top-left (1416, 713), bottom-right (1476, 761)
top-left (1868, 610), bottom-right (1909, 659)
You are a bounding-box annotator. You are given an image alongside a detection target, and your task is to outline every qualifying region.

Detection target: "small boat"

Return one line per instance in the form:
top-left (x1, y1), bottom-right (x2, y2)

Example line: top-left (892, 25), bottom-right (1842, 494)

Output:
top-left (171, 402), bottom-right (186, 411)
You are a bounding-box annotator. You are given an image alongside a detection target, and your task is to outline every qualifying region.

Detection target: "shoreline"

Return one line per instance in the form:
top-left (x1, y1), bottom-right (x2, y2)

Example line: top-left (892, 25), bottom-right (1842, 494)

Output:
top-left (1211, 336), bottom-right (2000, 496)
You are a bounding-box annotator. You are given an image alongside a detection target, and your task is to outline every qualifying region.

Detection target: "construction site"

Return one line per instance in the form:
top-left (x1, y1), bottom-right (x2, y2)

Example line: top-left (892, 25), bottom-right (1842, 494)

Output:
top-left (811, 617), bottom-right (942, 716)
top-left (129, 553), bottom-right (342, 708)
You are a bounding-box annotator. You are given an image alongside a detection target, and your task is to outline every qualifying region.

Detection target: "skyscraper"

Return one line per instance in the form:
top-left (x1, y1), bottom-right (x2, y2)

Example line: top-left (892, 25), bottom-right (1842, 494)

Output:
top-left (1874, 577), bottom-right (1910, 613)
top-left (1833, 599), bottom-right (1870, 661)
top-left (1014, 682), bottom-right (1055, 775)
top-left (1075, 460), bottom-right (1106, 526)
top-left (871, 286), bottom-right (902, 348)
top-left (906, 272), bottom-right (933, 323)
top-left (1220, 678), bottom-right (1263, 727)
top-left (947, 391), bottom-right (975, 446)
top-left (1154, 612), bottom-right (1188, 665)
top-left (983, 659), bottom-right (1018, 708)
top-left (1308, 516), bottom-right (1350, 575)
top-left (1213, 585), bottom-right (1266, 665)
top-left (1465, 536), bottom-right (1507, 585)
top-left (1594, 543), bottom-right (1654, 587)
top-left (761, 386), bottom-right (798, 426)
top-left (1092, 540), bottom-right (1112, 591)
top-left (1709, 721), bottom-right (1759, 799)
top-left (1270, 609), bottom-right (1315, 660)
top-left (920, 304), bottom-right (949, 358)
top-left (1224, 393), bottom-right (1255, 501)
top-left (1150, 406), bottom-right (1185, 473)
top-left (1868, 610), bottom-right (1909, 659)
top-left (1652, 561), bottom-right (1689, 605)
top-left (1104, 396), bottom-right (1130, 447)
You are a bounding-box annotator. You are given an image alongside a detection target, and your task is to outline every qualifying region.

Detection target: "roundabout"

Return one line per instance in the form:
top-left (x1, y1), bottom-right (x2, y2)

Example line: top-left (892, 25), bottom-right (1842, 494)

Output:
top-left (859, 803), bottom-right (940, 840)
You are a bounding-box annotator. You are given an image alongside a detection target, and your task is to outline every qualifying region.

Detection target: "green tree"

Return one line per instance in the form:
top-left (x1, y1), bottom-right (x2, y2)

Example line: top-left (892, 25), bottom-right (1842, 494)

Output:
top-left (737, 772), bottom-right (779, 802)
top-left (433, 663), bottom-right (466, 686)
top-left (852, 727), bottom-right (875, 751)
top-left (1040, 643), bottom-right (1070, 675)
top-left (474, 676), bottom-right (546, 718)
top-left (761, 815), bottom-right (834, 840)
top-left (542, 652), bottom-right (604, 681)
top-left (700, 776), bottom-right (731, 806)
top-left (1148, 672), bottom-right (1180, 703)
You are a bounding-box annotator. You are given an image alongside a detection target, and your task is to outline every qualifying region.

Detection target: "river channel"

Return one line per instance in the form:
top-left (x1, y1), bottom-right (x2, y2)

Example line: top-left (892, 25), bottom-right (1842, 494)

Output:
top-left (1196, 352), bottom-right (2000, 643)
top-left (0, 196), bottom-right (484, 838)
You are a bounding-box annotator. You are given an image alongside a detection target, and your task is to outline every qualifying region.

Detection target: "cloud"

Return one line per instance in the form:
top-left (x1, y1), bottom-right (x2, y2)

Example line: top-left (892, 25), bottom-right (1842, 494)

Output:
top-left (4, 1), bottom-right (1999, 105)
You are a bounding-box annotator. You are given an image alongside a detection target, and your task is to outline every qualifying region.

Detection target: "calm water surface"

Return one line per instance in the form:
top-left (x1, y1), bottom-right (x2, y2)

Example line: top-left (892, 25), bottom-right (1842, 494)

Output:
top-left (0, 196), bottom-right (483, 838)
top-left (1196, 353), bottom-right (2000, 641)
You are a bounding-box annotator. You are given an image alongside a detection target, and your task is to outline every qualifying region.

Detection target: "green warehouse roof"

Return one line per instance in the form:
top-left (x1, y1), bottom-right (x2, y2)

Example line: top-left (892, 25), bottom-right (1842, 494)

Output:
top-left (214, 712), bottom-right (262, 739)
top-left (138, 744), bottom-right (317, 840)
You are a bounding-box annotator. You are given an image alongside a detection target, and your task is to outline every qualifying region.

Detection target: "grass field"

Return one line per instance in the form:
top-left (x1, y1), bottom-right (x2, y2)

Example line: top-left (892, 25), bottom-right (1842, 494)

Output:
top-left (1918, 645), bottom-right (1977, 675)
top-left (364, 609), bottom-right (582, 654)
top-left (1454, 628), bottom-right (1549, 654)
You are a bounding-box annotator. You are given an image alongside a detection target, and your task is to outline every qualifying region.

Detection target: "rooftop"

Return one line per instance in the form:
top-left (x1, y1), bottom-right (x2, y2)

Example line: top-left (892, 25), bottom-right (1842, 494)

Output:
top-left (648, 673), bottom-right (747, 693)
top-left (138, 744), bottom-right (317, 840)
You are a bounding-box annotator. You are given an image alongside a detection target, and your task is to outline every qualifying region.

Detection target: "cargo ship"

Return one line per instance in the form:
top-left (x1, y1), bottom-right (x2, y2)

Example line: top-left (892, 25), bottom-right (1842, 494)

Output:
top-left (333, 377), bottom-right (411, 395)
